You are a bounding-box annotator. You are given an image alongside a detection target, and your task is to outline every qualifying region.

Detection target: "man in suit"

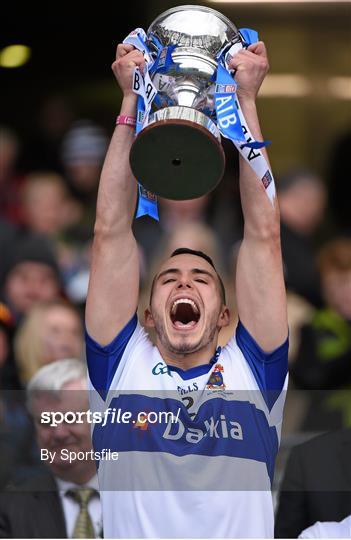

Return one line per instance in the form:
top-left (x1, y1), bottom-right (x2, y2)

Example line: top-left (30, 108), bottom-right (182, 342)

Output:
top-left (0, 358), bottom-right (102, 538)
top-left (275, 429), bottom-right (351, 538)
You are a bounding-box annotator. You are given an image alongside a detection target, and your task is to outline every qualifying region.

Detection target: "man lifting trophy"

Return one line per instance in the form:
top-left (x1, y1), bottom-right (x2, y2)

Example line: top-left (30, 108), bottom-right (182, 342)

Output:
top-left (85, 4), bottom-right (288, 538)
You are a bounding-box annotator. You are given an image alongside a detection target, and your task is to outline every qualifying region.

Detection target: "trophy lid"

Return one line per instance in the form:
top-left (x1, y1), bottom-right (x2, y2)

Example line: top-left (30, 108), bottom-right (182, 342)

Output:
top-left (148, 5), bottom-right (240, 57)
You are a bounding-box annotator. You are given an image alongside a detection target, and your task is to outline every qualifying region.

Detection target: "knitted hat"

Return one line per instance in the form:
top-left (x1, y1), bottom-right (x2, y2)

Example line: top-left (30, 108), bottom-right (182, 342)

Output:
top-left (61, 120), bottom-right (109, 165)
top-left (2, 232), bottom-right (61, 286)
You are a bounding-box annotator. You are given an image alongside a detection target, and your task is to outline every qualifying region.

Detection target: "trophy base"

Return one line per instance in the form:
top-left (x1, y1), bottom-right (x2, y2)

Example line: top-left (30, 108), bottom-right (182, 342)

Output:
top-left (130, 107), bottom-right (225, 200)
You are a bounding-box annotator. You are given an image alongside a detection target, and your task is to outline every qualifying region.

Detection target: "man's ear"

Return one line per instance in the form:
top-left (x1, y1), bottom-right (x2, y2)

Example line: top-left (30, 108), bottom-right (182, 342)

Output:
top-left (144, 307), bottom-right (155, 328)
top-left (218, 306), bottom-right (230, 329)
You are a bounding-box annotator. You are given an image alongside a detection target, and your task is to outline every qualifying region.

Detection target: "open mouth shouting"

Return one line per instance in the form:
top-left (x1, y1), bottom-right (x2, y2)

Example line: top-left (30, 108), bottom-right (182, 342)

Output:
top-left (169, 298), bottom-right (201, 330)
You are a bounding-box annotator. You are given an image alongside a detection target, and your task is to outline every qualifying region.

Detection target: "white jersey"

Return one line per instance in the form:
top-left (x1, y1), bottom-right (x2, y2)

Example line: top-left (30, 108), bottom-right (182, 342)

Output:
top-left (299, 515), bottom-right (351, 538)
top-left (86, 315), bottom-right (288, 538)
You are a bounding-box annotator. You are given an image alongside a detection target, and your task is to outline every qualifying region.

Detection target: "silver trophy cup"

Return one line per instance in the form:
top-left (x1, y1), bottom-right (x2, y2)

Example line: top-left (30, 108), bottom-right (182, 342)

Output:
top-left (129, 5), bottom-right (243, 200)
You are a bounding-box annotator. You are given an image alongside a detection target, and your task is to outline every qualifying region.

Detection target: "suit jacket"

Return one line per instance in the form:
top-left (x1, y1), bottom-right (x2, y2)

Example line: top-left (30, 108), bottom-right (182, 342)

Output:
top-left (275, 429), bottom-right (351, 538)
top-left (0, 470), bottom-right (67, 538)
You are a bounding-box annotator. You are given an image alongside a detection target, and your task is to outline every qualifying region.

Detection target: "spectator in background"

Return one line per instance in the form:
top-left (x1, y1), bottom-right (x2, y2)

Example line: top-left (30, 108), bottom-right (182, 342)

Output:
top-left (291, 237), bottom-right (351, 431)
top-left (0, 302), bottom-right (38, 489)
top-left (19, 171), bottom-right (90, 301)
top-left (0, 229), bottom-right (72, 392)
top-left (275, 429), bottom-right (351, 538)
top-left (19, 95), bottom-right (75, 174)
top-left (14, 300), bottom-right (84, 387)
top-left (0, 232), bottom-right (62, 325)
top-left (61, 120), bottom-right (109, 242)
top-left (0, 359), bottom-right (102, 538)
top-left (144, 219), bottom-right (224, 280)
top-left (278, 168), bottom-right (326, 307)
top-left (54, 120), bottom-right (109, 305)
top-left (20, 171), bottom-right (80, 237)
top-left (134, 194), bottom-right (227, 278)
top-left (158, 196), bottom-right (211, 232)
top-left (0, 126), bottom-right (25, 224)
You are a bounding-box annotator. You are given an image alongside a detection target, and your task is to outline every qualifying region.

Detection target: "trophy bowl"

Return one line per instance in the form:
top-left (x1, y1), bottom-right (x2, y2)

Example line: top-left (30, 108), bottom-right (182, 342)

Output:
top-left (129, 5), bottom-right (242, 200)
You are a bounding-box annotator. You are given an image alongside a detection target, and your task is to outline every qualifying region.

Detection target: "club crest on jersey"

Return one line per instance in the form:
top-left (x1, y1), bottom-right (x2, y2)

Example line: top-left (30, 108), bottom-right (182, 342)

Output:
top-left (206, 363), bottom-right (226, 390)
top-left (133, 414), bottom-right (149, 431)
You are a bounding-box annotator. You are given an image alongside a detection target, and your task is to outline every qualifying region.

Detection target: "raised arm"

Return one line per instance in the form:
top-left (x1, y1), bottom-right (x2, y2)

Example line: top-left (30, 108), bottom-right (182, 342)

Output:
top-left (85, 44), bottom-right (145, 345)
top-left (230, 42), bottom-right (288, 351)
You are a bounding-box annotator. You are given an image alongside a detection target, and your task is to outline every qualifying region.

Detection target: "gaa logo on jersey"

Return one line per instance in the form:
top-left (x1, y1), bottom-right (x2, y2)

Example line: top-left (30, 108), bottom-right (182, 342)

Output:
top-left (206, 363), bottom-right (226, 390)
top-left (152, 362), bottom-right (172, 376)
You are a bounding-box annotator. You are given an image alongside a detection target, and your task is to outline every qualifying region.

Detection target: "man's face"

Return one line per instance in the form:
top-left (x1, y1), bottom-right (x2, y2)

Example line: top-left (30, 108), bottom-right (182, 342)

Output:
top-left (32, 379), bottom-right (93, 478)
top-left (280, 180), bottom-right (326, 235)
top-left (5, 261), bottom-right (60, 315)
top-left (67, 163), bottom-right (101, 192)
top-left (145, 254), bottom-right (229, 355)
top-left (23, 182), bottom-right (66, 235)
top-left (42, 305), bottom-right (83, 363)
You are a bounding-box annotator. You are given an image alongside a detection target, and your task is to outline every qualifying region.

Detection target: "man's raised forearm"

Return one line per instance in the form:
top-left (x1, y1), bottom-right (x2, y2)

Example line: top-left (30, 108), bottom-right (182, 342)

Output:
top-left (228, 42), bottom-right (280, 240)
top-left (238, 97), bottom-right (280, 240)
top-left (95, 94), bottom-right (138, 234)
top-left (94, 44), bottom-right (145, 234)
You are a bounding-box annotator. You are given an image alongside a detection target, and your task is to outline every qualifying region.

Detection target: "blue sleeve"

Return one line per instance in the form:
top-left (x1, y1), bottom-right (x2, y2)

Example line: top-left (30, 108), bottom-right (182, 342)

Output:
top-left (236, 320), bottom-right (288, 411)
top-left (85, 314), bottom-right (138, 400)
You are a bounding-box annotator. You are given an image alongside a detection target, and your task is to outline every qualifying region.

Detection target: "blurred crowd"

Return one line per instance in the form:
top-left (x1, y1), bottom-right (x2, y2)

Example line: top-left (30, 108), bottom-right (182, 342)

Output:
top-left (0, 96), bottom-right (350, 537)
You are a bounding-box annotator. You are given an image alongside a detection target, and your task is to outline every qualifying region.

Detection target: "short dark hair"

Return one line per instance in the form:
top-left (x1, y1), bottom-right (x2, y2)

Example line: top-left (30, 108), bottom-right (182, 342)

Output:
top-left (150, 247), bottom-right (226, 304)
top-left (277, 168), bottom-right (320, 193)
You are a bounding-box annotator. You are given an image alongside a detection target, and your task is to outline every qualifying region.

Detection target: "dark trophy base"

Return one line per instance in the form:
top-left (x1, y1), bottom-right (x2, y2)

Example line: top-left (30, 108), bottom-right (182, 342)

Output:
top-left (130, 108), bottom-right (225, 200)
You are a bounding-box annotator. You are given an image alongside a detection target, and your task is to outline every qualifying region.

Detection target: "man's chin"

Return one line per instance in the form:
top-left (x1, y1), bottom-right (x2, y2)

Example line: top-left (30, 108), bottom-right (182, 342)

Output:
top-left (52, 455), bottom-right (85, 472)
top-left (167, 335), bottom-right (203, 355)
top-left (155, 320), bottom-right (205, 355)
top-left (50, 460), bottom-right (75, 474)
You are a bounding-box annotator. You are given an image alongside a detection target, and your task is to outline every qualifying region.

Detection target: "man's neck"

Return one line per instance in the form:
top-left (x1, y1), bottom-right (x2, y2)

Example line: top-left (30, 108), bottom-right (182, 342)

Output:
top-left (156, 340), bottom-right (218, 371)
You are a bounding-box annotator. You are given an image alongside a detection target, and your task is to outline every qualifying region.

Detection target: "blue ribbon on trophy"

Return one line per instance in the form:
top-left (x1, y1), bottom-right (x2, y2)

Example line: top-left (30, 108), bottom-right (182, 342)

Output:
top-left (212, 28), bottom-right (276, 201)
top-left (123, 29), bottom-right (159, 220)
top-left (218, 28), bottom-right (276, 201)
top-left (215, 35), bottom-right (271, 149)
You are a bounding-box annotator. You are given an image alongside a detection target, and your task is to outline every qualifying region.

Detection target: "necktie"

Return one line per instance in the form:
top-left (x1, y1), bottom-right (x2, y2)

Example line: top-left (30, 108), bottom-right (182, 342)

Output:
top-left (66, 487), bottom-right (97, 538)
